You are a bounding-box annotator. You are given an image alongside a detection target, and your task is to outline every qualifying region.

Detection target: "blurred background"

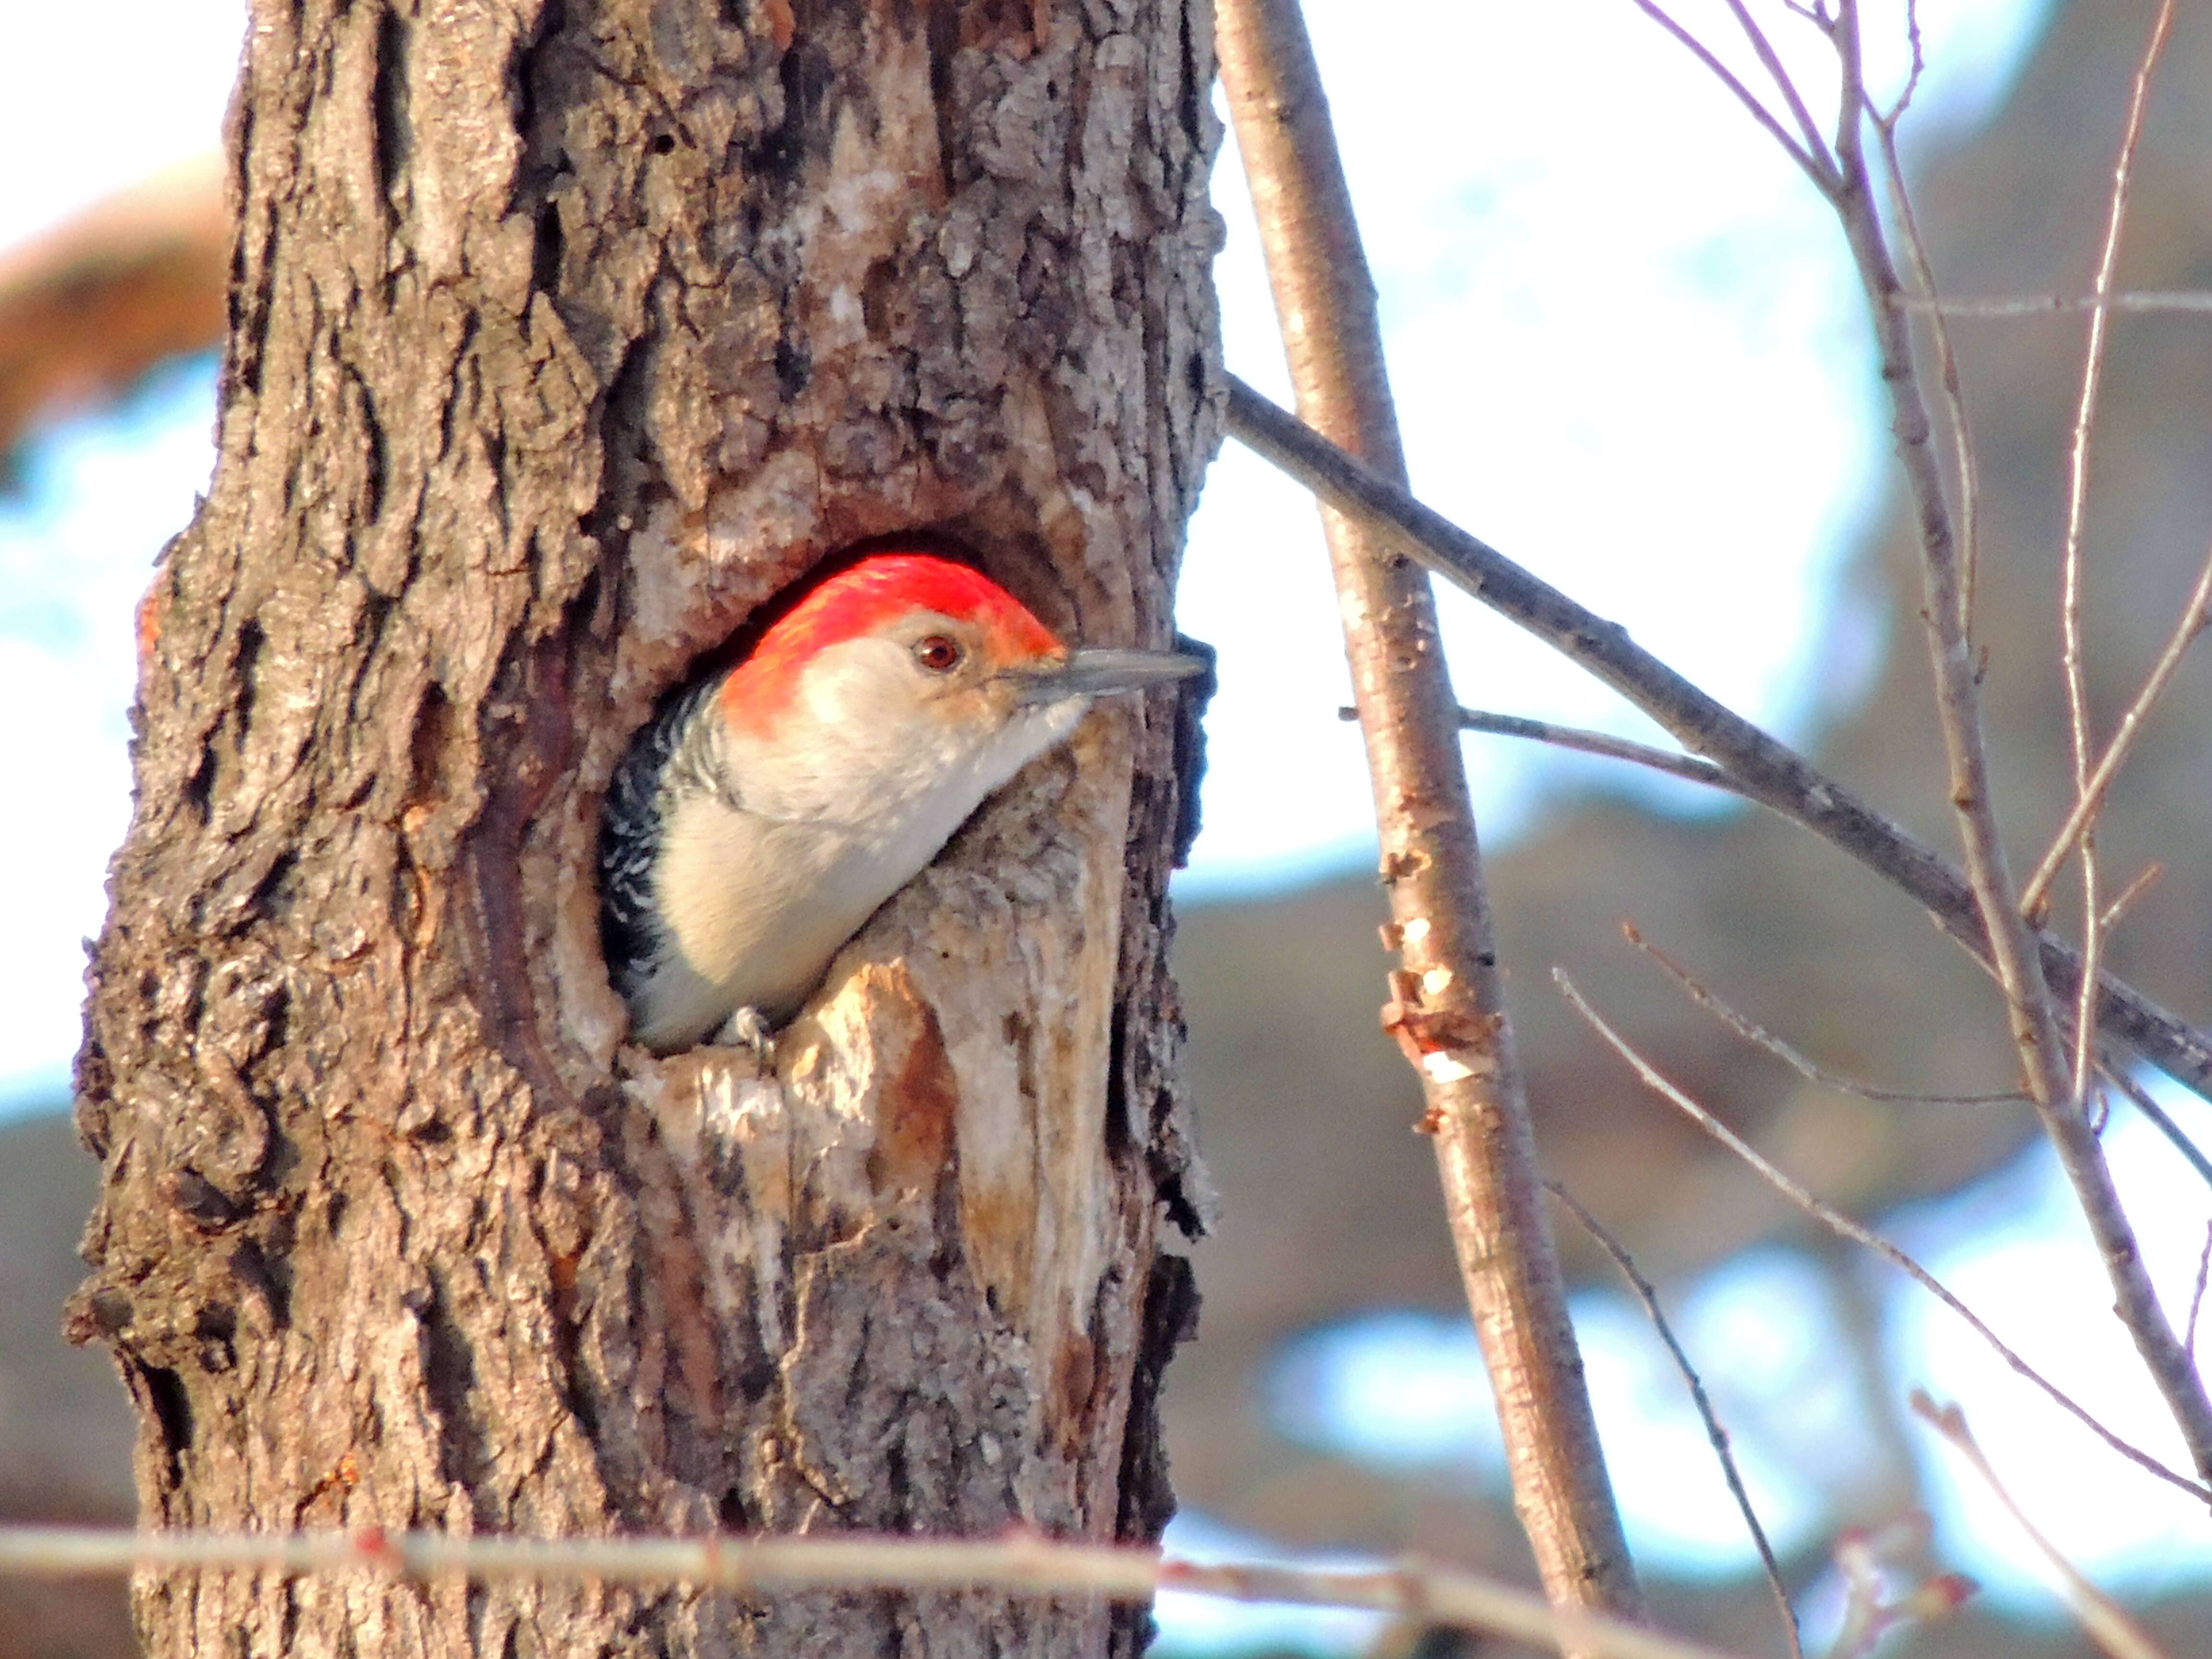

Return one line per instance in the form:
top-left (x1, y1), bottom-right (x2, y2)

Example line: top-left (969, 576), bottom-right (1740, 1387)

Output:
top-left (5, 0), bottom-right (2212, 1653)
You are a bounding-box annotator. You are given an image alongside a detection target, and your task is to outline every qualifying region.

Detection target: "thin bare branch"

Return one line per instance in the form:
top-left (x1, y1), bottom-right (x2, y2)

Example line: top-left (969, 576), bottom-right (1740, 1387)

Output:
top-left (1547, 1182), bottom-right (1803, 1659)
top-left (2059, 0), bottom-right (2176, 1107)
top-left (2186, 1222), bottom-right (2212, 1358)
top-left (1217, 0), bottom-right (1640, 1622)
top-left (1719, 0), bottom-right (1833, 173)
top-left (1869, 0), bottom-right (1926, 128)
top-left (1623, 0), bottom-right (1836, 191)
top-left (1553, 967), bottom-right (2212, 1504)
top-left (0, 1526), bottom-right (1742, 1659)
top-left (1827, 1517), bottom-right (1976, 1659)
top-left (1911, 1395), bottom-right (2173, 1659)
top-left (1620, 924), bottom-right (2024, 1106)
top-left (2021, 537), bottom-right (2212, 918)
top-left (1868, 95), bottom-right (1982, 634)
top-left (2095, 1060), bottom-right (2212, 1192)
top-left (1218, 377), bottom-right (2212, 1113)
top-left (2099, 863), bottom-right (2163, 933)
top-left (2059, 0), bottom-right (2176, 778)
top-left (1906, 291), bottom-right (2212, 317)
top-left (1423, 706), bottom-right (1747, 797)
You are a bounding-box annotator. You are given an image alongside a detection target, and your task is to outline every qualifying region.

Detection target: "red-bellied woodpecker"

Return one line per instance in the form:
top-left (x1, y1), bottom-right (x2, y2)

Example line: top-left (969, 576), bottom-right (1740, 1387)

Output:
top-left (599, 550), bottom-right (1206, 1054)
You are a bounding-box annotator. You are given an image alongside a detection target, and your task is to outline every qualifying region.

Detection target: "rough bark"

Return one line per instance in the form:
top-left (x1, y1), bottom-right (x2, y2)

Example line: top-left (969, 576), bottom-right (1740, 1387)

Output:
top-left (69, 1), bottom-right (1220, 1655)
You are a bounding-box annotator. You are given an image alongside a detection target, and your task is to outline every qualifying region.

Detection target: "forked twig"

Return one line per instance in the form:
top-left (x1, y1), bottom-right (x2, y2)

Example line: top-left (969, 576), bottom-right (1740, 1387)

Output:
top-left (1553, 967), bottom-right (2211, 1504)
top-left (1622, 1), bottom-right (1835, 189)
top-left (1718, 0), bottom-right (1833, 175)
top-left (1911, 1394), bottom-right (2172, 1659)
top-left (1547, 1181), bottom-right (1803, 1659)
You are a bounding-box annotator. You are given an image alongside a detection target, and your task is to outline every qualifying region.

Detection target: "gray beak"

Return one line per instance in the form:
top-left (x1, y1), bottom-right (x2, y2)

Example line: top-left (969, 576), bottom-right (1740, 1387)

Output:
top-left (1010, 647), bottom-right (1210, 705)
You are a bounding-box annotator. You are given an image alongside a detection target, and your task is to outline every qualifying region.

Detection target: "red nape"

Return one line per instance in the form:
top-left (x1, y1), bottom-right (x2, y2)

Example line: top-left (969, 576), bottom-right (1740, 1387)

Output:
top-left (717, 551), bottom-right (1064, 732)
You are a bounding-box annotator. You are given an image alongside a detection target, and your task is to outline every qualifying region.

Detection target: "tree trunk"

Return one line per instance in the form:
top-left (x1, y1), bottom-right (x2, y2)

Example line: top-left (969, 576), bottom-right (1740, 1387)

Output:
top-left (69, 1), bottom-right (1220, 1654)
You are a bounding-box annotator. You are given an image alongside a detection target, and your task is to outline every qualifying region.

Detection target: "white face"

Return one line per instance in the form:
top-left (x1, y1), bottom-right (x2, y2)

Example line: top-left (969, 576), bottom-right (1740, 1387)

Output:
top-left (726, 611), bottom-right (1087, 830)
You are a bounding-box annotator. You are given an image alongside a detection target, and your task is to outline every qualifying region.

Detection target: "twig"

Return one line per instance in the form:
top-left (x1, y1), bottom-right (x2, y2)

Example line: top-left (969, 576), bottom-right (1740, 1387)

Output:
top-left (1621, 1), bottom-right (1836, 190)
top-left (1546, 1182), bottom-right (1803, 1659)
top-left (1217, 0), bottom-right (1641, 1622)
top-left (2020, 537), bottom-right (2212, 918)
top-left (1866, 59), bottom-right (1982, 634)
top-left (2095, 1060), bottom-right (2212, 1192)
top-left (1911, 1394), bottom-right (2172, 1659)
top-left (2057, 0), bottom-right (2176, 1106)
top-left (1552, 967), bottom-right (2212, 1505)
top-left (1865, 0), bottom-right (1924, 129)
top-left (1718, 0), bottom-right (1834, 178)
top-left (1906, 291), bottom-right (2212, 317)
top-left (2099, 863), bottom-right (2163, 933)
top-left (1218, 377), bottom-right (2212, 1112)
top-left (1395, 705), bottom-right (1748, 798)
top-left (2186, 1222), bottom-right (2212, 1358)
top-left (0, 1526), bottom-right (1740, 1659)
top-left (1620, 924), bottom-right (2023, 1106)
top-left (1827, 1516), bottom-right (1976, 1659)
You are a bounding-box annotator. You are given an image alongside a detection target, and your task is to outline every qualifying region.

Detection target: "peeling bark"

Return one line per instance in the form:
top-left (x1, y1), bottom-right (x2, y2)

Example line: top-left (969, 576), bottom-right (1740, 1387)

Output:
top-left (71, 0), bottom-right (1221, 1654)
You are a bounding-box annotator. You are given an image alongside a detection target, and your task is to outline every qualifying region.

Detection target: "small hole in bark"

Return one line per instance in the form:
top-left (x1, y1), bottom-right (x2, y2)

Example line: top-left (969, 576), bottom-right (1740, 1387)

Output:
top-left (252, 850), bottom-right (296, 915)
top-left (184, 746), bottom-right (215, 819)
top-left (772, 339), bottom-right (810, 397)
top-left (409, 685), bottom-right (452, 809)
top-left (717, 1487), bottom-right (750, 1531)
top-left (232, 618), bottom-right (265, 745)
top-left (373, 10), bottom-right (412, 203)
top-left (532, 200), bottom-right (563, 293)
top-left (861, 258), bottom-right (899, 337)
top-left (418, 1275), bottom-right (487, 1492)
top-left (650, 132), bottom-right (676, 155)
top-left (758, 43), bottom-right (832, 179)
top-left (717, 0), bottom-right (745, 24)
top-left (142, 1365), bottom-right (193, 1480)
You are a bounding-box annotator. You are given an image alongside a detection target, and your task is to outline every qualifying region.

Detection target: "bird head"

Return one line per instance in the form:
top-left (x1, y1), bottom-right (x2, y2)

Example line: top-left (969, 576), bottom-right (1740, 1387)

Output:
top-left (714, 552), bottom-right (1204, 819)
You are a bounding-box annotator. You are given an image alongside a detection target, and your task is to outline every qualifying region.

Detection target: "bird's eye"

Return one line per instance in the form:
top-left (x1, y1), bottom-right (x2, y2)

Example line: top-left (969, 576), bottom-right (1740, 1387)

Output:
top-left (913, 634), bottom-right (964, 673)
